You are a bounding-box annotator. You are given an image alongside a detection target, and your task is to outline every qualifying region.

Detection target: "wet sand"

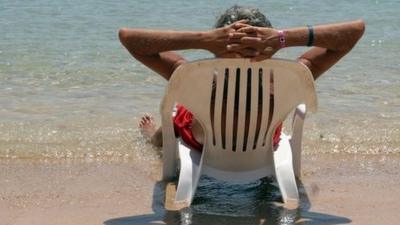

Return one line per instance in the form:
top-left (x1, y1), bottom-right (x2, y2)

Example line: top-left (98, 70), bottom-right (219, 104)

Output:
top-left (1, 154), bottom-right (399, 225)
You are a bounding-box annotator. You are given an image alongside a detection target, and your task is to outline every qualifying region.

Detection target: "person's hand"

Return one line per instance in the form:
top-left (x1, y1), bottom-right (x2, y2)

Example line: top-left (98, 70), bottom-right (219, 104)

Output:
top-left (227, 26), bottom-right (281, 61)
top-left (204, 20), bottom-right (259, 58)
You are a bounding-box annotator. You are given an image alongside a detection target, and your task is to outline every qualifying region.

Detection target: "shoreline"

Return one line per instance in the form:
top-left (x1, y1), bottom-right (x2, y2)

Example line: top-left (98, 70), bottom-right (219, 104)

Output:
top-left (1, 153), bottom-right (399, 225)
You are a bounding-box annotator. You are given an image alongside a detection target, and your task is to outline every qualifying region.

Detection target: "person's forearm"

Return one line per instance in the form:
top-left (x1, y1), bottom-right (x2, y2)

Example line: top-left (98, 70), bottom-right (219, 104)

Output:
top-left (118, 22), bottom-right (248, 80)
top-left (283, 20), bottom-right (365, 51)
top-left (119, 28), bottom-right (207, 56)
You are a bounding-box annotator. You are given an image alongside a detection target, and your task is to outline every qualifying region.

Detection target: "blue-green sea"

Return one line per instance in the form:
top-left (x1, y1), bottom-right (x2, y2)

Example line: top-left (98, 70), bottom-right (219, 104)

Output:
top-left (1, 0), bottom-right (399, 159)
top-left (1, 1), bottom-right (400, 224)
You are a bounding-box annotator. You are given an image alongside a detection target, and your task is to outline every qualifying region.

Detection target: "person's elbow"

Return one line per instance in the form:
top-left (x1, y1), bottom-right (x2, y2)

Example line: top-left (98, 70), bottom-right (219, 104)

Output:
top-left (118, 28), bottom-right (130, 46)
top-left (354, 19), bottom-right (365, 41)
top-left (118, 28), bottom-right (149, 57)
top-left (341, 19), bottom-right (365, 51)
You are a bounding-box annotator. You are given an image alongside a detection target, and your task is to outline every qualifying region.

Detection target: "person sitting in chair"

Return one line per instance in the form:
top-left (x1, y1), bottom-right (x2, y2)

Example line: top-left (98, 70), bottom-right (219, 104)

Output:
top-left (118, 5), bottom-right (365, 150)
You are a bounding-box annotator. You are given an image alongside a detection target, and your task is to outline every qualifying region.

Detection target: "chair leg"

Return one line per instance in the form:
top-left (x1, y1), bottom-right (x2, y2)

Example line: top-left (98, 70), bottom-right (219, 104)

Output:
top-left (161, 100), bottom-right (179, 181)
top-left (273, 135), bottom-right (299, 206)
top-left (175, 138), bottom-right (203, 206)
top-left (291, 104), bottom-right (306, 178)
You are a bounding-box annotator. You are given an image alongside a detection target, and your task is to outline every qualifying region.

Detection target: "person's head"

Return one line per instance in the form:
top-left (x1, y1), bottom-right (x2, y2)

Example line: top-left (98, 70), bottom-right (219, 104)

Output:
top-left (215, 5), bottom-right (272, 29)
top-left (214, 5), bottom-right (272, 58)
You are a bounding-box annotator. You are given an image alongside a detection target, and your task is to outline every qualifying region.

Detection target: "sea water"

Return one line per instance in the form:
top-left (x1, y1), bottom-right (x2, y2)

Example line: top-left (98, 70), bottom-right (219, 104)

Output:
top-left (1, 0), bottom-right (399, 224)
top-left (1, 0), bottom-right (399, 159)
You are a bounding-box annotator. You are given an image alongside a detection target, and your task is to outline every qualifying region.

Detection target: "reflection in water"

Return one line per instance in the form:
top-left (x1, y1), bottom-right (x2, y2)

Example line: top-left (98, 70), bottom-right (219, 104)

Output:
top-left (173, 206), bottom-right (299, 225)
top-left (161, 176), bottom-right (350, 225)
top-left (167, 176), bottom-right (299, 225)
top-left (105, 177), bottom-right (351, 225)
top-left (191, 176), bottom-right (282, 217)
top-left (193, 177), bottom-right (278, 213)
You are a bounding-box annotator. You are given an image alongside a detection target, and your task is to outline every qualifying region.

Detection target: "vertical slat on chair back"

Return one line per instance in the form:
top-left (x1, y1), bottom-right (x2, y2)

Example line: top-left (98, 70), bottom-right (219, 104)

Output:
top-left (210, 66), bottom-right (274, 153)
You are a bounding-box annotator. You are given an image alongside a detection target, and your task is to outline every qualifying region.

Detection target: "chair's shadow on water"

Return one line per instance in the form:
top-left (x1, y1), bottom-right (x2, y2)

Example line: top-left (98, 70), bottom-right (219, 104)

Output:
top-left (104, 176), bottom-right (351, 225)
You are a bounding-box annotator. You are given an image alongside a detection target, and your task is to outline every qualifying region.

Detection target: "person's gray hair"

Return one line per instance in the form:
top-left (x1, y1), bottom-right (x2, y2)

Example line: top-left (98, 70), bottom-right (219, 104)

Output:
top-left (215, 5), bottom-right (272, 28)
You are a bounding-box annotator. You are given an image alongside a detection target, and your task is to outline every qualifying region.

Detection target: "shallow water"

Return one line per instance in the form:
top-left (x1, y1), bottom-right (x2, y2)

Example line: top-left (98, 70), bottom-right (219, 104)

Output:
top-left (1, 0), bottom-right (399, 159)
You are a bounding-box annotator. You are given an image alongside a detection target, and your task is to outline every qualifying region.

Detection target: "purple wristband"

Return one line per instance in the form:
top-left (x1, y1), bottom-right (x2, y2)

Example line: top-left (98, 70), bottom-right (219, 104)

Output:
top-left (278, 30), bottom-right (286, 48)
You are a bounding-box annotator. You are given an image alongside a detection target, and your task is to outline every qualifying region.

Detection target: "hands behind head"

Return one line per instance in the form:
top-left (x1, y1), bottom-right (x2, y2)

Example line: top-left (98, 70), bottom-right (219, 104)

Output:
top-left (206, 20), bottom-right (281, 61)
top-left (229, 25), bottom-right (281, 61)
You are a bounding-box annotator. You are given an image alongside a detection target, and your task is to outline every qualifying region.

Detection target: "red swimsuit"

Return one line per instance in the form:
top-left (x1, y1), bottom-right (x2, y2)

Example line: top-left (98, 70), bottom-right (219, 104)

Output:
top-left (173, 104), bottom-right (282, 151)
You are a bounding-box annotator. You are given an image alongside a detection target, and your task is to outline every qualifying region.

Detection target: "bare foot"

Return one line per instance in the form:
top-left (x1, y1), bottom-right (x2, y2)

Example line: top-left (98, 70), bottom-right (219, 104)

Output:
top-left (139, 114), bottom-right (157, 138)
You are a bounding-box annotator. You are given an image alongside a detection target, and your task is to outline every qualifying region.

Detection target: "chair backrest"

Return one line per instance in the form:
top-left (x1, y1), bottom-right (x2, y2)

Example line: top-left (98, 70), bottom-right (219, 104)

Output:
top-left (161, 58), bottom-right (317, 180)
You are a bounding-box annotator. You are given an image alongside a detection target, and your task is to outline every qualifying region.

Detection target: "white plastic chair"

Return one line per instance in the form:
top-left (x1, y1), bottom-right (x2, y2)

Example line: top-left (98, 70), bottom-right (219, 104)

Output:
top-left (160, 58), bottom-right (317, 207)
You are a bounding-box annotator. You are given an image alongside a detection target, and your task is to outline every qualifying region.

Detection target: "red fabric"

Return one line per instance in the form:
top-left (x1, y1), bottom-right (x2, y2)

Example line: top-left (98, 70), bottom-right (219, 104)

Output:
top-left (173, 104), bottom-right (203, 151)
top-left (173, 105), bottom-right (282, 151)
top-left (273, 123), bottom-right (283, 149)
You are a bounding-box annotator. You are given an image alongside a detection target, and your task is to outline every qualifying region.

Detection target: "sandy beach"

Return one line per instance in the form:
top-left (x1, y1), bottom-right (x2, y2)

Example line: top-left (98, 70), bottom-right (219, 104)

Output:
top-left (1, 154), bottom-right (399, 225)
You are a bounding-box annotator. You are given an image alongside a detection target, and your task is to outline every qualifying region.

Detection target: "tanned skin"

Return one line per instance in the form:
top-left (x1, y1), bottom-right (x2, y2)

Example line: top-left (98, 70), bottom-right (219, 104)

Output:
top-left (119, 20), bottom-right (364, 80)
top-left (119, 19), bottom-right (365, 146)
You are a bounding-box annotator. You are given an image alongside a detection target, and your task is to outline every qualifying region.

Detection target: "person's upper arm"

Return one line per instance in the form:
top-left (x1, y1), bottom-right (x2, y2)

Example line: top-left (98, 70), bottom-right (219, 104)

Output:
top-left (119, 28), bottom-right (188, 80)
top-left (296, 20), bottom-right (365, 80)
top-left (132, 51), bottom-right (187, 80)
top-left (297, 47), bottom-right (350, 80)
